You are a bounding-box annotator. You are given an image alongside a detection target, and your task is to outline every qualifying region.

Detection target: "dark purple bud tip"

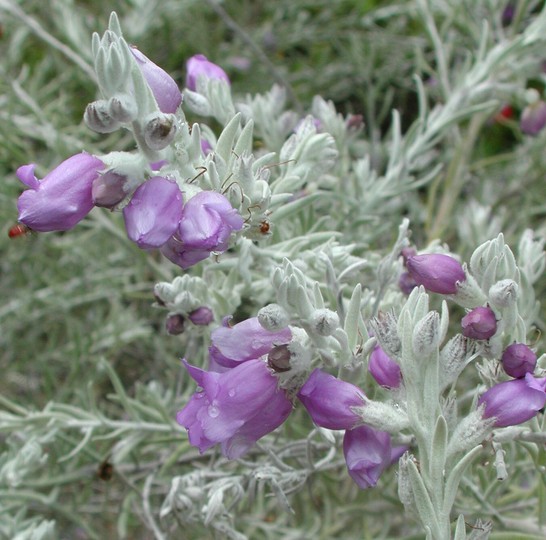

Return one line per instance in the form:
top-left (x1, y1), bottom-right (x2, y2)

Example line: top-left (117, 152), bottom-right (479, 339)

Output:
top-left (461, 306), bottom-right (497, 340)
top-left (501, 343), bottom-right (537, 379)
top-left (406, 254), bottom-right (465, 294)
top-left (166, 314), bottom-right (185, 335)
top-left (398, 271), bottom-right (418, 296)
top-left (267, 344), bottom-right (292, 373)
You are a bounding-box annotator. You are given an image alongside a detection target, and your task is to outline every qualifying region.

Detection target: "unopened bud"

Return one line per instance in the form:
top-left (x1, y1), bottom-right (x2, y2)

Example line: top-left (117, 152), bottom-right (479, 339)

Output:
top-left (461, 306), bottom-right (497, 340)
top-left (440, 334), bottom-right (473, 387)
top-left (109, 93), bottom-right (138, 123)
top-left (412, 311), bottom-right (441, 356)
top-left (258, 304), bottom-right (290, 332)
top-left (188, 306), bottom-right (214, 326)
top-left (84, 100), bottom-right (120, 133)
top-left (310, 308), bottom-right (340, 336)
top-left (406, 253), bottom-right (465, 295)
top-left (501, 343), bottom-right (537, 379)
top-left (369, 311), bottom-right (401, 360)
top-left (488, 279), bottom-right (518, 310)
top-left (143, 113), bottom-right (177, 151)
top-left (166, 314), bottom-right (185, 335)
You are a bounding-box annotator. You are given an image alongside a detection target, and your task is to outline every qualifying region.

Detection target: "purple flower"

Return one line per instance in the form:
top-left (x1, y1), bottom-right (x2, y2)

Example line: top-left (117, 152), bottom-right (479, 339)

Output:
top-left (406, 254), bottom-right (465, 295)
top-left (478, 373), bottom-right (546, 427)
top-left (343, 425), bottom-right (392, 489)
top-left (368, 346), bottom-right (402, 389)
top-left (131, 47), bottom-right (182, 114)
top-left (520, 100), bottom-right (546, 136)
top-left (297, 369), bottom-right (365, 430)
top-left (186, 54), bottom-right (230, 91)
top-left (160, 191), bottom-right (243, 269)
top-left (16, 153), bottom-right (104, 232)
top-left (176, 359), bottom-right (292, 459)
top-left (501, 343), bottom-right (537, 379)
top-left (123, 177), bottom-right (183, 249)
top-left (209, 317), bottom-right (291, 369)
top-left (461, 306), bottom-right (497, 340)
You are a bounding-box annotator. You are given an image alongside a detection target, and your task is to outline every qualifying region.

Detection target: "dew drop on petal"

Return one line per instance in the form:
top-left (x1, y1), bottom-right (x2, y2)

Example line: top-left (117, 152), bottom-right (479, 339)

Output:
top-left (208, 404), bottom-right (219, 418)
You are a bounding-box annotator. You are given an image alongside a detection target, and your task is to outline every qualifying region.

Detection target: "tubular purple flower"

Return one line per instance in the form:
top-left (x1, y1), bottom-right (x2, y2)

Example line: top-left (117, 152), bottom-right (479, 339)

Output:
top-left (176, 359), bottom-right (292, 459)
top-left (343, 425), bottom-right (392, 489)
top-left (297, 369), bottom-right (365, 430)
top-left (520, 100), bottom-right (546, 136)
top-left (131, 47), bottom-right (182, 114)
top-left (123, 176), bottom-right (183, 249)
top-left (160, 191), bottom-right (243, 269)
top-left (461, 306), bottom-right (497, 340)
top-left (16, 153), bottom-right (104, 232)
top-left (501, 343), bottom-right (537, 379)
top-left (186, 54), bottom-right (230, 91)
top-left (478, 373), bottom-right (546, 427)
top-left (209, 317), bottom-right (291, 369)
top-left (406, 253), bottom-right (465, 295)
top-left (368, 346), bottom-right (402, 389)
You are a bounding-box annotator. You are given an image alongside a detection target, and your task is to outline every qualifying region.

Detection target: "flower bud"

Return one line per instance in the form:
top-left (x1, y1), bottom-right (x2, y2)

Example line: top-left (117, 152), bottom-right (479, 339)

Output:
top-left (368, 312), bottom-right (401, 360)
top-left (406, 254), bottom-right (465, 295)
top-left (258, 304), bottom-right (290, 332)
top-left (166, 314), bottom-right (185, 335)
top-left (439, 334), bottom-right (472, 387)
top-left (368, 345), bottom-right (402, 389)
top-left (501, 343), bottom-right (537, 379)
top-left (478, 373), bottom-right (546, 427)
top-left (92, 171), bottom-right (127, 208)
top-left (84, 100), bottom-right (120, 133)
top-left (461, 306), bottom-right (497, 340)
top-left (108, 93), bottom-right (138, 123)
top-left (488, 279), bottom-right (518, 309)
top-left (188, 306), bottom-right (214, 326)
top-left (310, 308), bottom-right (340, 336)
top-left (520, 99), bottom-right (546, 136)
top-left (131, 47), bottom-right (182, 114)
top-left (412, 311), bottom-right (441, 357)
top-left (186, 54), bottom-right (230, 91)
top-left (143, 113), bottom-right (177, 151)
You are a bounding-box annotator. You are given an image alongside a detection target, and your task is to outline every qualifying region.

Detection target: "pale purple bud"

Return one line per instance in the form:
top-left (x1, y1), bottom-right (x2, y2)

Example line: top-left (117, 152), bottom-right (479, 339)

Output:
top-left (166, 314), bottom-right (185, 335)
top-left (92, 171), bottom-right (127, 208)
top-left (297, 369), bottom-right (365, 430)
top-left (520, 100), bottom-right (546, 136)
top-left (176, 359), bottom-right (292, 459)
top-left (501, 343), bottom-right (537, 379)
top-left (186, 54), bottom-right (230, 91)
top-left (343, 425), bottom-right (392, 489)
top-left (131, 47), bottom-right (182, 114)
top-left (406, 254), bottom-right (465, 294)
top-left (368, 346), bottom-right (402, 389)
top-left (478, 374), bottom-right (546, 427)
top-left (16, 153), bottom-right (103, 232)
top-left (188, 306), bottom-right (214, 326)
top-left (209, 317), bottom-right (291, 369)
top-left (461, 306), bottom-right (497, 340)
top-left (201, 138), bottom-right (213, 155)
top-left (123, 177), bottom-right (182, 249)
